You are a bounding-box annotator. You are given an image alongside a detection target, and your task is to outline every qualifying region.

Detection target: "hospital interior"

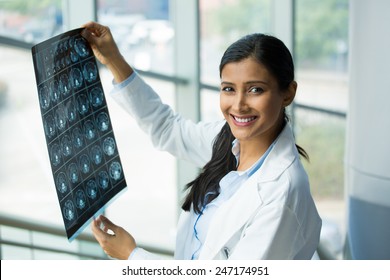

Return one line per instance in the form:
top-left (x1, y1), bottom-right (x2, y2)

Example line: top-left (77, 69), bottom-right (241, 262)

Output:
top-left (0, 0), bottom-right (389, 260)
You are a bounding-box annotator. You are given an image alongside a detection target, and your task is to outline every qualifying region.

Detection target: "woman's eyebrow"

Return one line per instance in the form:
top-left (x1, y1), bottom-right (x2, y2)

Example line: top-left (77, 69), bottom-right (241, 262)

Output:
top-left (220, 80), bottom-right (268, 85)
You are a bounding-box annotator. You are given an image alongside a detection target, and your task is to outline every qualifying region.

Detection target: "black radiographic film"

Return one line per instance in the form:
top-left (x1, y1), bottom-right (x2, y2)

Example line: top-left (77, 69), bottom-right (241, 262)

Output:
top-left (31, 28), bottom-right (127, 242)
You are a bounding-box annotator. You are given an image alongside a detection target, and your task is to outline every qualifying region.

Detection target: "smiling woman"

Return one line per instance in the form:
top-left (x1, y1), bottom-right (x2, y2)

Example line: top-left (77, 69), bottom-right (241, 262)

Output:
top-left (81, 22), bottom-right (321, 260)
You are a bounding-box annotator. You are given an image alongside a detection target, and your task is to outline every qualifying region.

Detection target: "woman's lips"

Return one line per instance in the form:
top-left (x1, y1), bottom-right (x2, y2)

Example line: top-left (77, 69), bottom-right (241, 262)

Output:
top-left (231, 114), bottom-right (257, 126)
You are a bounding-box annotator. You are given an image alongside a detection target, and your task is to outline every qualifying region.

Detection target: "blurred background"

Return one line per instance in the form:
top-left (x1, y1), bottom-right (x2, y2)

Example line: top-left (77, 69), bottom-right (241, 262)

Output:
top-left (0, 0), bottom-right (371, 260)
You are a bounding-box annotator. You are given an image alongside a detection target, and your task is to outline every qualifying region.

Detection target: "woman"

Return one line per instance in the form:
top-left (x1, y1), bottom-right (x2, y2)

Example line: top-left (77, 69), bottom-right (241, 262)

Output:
top-left (82, 21), bottom-right (322, 260)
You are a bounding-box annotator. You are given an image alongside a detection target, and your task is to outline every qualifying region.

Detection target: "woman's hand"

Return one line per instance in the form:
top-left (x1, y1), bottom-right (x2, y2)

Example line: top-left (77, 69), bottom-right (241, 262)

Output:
top-left (91, 215), bottom-right (136, 260)
top-left (81, 21), bottom-right (133, 83)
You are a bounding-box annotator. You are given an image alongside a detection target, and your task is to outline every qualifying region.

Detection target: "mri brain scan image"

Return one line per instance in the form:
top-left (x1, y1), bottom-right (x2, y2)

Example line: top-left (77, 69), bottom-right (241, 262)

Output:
top-left (77, 93), bottom-right (89, 115)
top-left (79, 154), bottom-right (91, 174)
top-left (109, 161), bottom-right (122, 181)
top-left (63, 200), bottom-right (76, 221)
top-left (50, 79), bottom-right (60, 104)
top-left (59, 73), bottom-right (71, 97)
top-left (55, 105), bottom-right (67, 131)
top-left (72, 126), bottom-right (84, 149)
top-left (96, 112), bottom-right (109, 132)
top-left (83, 61), bottom-right (98, 83)
top-left (39, 85), bottom-right (50, 110)
top-left (90, 145), bottom-right (103, 165)
top-left (74, 37), bottom-right (90, 58)
top-left (66, 99), bottom-right (77, 123)
top-left (89, 87), bottom-right (104, 107)
top-left (44, 114), bottom-right (56, 139)
top-left (75, 189), bottom-right (87, 210)
top-left (86, 179), bottom-right (98, 200)
top-left (61, 134), bottom-right (72, 157)
top-left (67, 162), bottom-right (79, 184)
top-left (84, 120), bottom-right (96, 141)
top-left (33, 28), bottom-right (127, 241)
top-left (103, 137), bottom-right (116, 156)
top-left (98, 170), bottom-right (109, 190)
top-left (50, 143), bottom-right (62, 166)
top-left (70, 67), bottom-right (84, 90)
top-left (56, 172), bottom-right (69, 194)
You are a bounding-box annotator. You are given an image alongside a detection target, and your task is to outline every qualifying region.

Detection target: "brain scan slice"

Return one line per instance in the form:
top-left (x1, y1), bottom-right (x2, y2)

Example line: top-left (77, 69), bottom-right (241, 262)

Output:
top-left (98, 170), bottom-right (109, 190)
top-left (67, 162), bottom-right (79, 184)
top-left (50, 143), bottom-right (62, 167)
top-left (75, 189), bottom-right (87, 210)
top-left (44, 114), bottom-right (56, 139)
top-left (77, 93), bottom-right (90, 115)
top-left (59, 73), bottom-right (71, 97)
top-left (61, 134), bottom-right (73, 157)
top-left (83, 61), bottom-right (98, 83)
top-left (90, 144), bottom-right (103, 165)
top-left (56, 172), bottom-right (69, 194)
top-left (72, 126), bottom-right (84, 149)
top-left (74, 37), bottom-right (89, 58)
top-left (39, 85), bottom-right (50, 110)
top-left (70, 67), bottom-right (84, 90)
top-left (86, 179), bottom-right (98, 199)
top-left (66, 98), bottom-right (78, 123)
top-left (84, 119), bottom-right (96, 141)
top-left (44, 48), bottom-right (54, 78)
top-left (109, 161), bottom-right (122, 181)
top-left (63, 200), bottom-right (76, 221)
top-left (50, 79), bottom-right (60, 104)
top-left (103, 137), bottom-right (116, 156)
top-left (55, 105), bottom-right (67, 131)
top-left (89, 87), bottom-right (104, 107)
top-left (96, 112), bottom-right (110, 132)
top-left (79, 153), bottom-right (91, 174)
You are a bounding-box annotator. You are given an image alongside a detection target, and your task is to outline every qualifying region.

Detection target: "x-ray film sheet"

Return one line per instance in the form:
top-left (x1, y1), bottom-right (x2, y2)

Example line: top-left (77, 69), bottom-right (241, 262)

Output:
top-left (32, 28), bottom-right (127, 241)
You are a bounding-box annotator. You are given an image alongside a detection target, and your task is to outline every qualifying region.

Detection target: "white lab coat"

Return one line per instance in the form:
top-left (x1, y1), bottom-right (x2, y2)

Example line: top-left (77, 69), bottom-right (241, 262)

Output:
top-left (111, 73), bottom-right (322, 260)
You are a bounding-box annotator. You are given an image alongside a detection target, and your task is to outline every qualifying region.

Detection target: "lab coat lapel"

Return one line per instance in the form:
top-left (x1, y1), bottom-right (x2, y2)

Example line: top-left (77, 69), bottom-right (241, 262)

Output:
top-left (198, 173), bottom-right (262, 259)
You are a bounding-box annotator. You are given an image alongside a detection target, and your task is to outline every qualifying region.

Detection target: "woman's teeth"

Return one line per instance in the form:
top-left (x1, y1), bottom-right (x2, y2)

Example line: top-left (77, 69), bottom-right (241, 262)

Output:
top-left (234, 116), bottom-right (256, 123)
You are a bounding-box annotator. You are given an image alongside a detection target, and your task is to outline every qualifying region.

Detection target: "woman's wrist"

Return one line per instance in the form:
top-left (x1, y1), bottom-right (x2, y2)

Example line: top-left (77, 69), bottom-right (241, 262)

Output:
top-left (106, 54), bottom-right (134, 84)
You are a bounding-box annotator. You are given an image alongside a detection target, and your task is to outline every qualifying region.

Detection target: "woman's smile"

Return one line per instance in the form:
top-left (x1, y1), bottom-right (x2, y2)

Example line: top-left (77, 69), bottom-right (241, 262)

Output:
top-left (230, 114), bottom-right (258, 127)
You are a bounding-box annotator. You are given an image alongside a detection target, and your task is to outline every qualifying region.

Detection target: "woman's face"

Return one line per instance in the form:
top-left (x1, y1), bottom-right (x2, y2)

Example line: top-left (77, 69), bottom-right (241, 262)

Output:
top-left (220, 57), bottom-right (295, 145)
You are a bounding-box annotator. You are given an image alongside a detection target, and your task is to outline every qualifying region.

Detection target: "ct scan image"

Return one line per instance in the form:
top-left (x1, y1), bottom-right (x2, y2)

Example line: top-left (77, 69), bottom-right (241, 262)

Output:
top-left (32, 28), bottom-right (127, 241)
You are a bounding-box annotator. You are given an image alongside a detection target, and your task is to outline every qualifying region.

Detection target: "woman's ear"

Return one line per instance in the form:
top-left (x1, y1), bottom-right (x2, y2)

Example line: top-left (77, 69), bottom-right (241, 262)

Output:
top-left (283, 81), bottom-right (297, 107)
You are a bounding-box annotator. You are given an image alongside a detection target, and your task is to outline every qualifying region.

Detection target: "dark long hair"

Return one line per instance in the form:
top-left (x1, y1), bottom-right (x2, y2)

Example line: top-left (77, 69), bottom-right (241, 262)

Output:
top-left (182, 34), bottom-right (308, 213)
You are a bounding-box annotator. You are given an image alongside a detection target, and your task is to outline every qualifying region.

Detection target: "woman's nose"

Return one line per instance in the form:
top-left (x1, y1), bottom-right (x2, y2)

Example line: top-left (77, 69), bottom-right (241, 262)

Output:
top-left (232, 92), bottom-right (248, 111)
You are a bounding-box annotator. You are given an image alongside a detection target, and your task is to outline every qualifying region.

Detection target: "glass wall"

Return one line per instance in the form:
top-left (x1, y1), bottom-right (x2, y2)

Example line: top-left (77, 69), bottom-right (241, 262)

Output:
top-left (294, 0), bottom-right (349, 258)
top-left (98, 0), bottom-right (174, 74)
top-left (1, 0), bottom-right (350, 259)
top-left (199, 0), bottom-right (272, 86)
top-left (0, 0), bottom-right (63, 44)
top-left (97, 0), bottom-right (177, 250)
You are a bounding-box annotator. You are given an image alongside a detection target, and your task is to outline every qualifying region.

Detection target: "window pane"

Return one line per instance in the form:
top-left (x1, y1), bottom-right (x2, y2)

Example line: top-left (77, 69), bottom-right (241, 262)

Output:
top-left (97, 0), bottom-right (174, 74)
top-left (200, 0), bottom-right (272, 85)
top-left (295, 108), bottom-right (346, 258)
top-left (0, 0), bottom-right (63, 43)
top-left (201, 88), bottom-right (223, 123)
top-left (295, 0), bottom-right (349, 111)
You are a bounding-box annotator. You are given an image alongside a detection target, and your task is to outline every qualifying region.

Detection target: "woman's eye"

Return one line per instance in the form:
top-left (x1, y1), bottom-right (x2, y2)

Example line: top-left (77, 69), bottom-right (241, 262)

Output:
top-left (221, 87), bottom-right (234, 92)
top-left (249, 87), bottom-right (264, 94)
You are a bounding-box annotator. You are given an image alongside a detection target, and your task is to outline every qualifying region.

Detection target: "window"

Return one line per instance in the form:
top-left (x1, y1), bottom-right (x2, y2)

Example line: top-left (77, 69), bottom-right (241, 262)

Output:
top-left (294, 0), bottom-right (349, 258)
top-left (0, 0), bottom-right (63, 44)
top-left (97, 0), bottom-right (177, 250)
top-left (97, 0), bottom-right (174, 74)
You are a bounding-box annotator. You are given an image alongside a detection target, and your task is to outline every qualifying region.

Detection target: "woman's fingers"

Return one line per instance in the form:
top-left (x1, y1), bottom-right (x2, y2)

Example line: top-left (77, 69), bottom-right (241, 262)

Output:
top-left (91, 215), bottom-right (136, 259)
